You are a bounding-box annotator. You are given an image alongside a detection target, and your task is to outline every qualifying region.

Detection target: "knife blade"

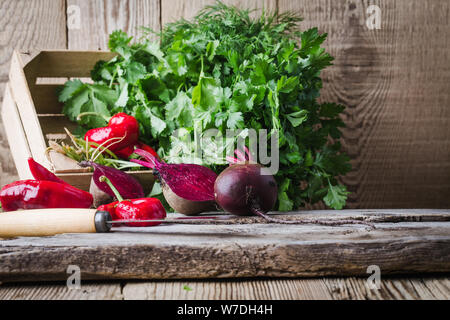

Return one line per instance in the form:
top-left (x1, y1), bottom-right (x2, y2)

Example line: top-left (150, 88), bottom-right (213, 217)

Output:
top-left (108, 215), bottom-right (233, 224)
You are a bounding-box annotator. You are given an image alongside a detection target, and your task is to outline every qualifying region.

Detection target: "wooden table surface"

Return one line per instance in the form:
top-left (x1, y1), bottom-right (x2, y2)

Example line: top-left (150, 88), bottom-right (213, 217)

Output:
top-left (1, 210), bottom-right (449, 300)
top-left (1, 277), bottom-right (449, 300)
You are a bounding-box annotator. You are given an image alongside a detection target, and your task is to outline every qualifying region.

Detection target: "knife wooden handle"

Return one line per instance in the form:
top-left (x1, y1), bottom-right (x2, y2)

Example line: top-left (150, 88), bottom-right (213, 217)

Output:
top-left (0, 209), bottom-right (111, 238)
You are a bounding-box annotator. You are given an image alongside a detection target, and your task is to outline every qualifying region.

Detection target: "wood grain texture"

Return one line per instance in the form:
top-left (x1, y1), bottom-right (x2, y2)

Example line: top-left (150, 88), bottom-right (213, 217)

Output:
top-left (0, 282), bottom-right (123, 300)
top-left (0, 210), bottom-right (449, 282)
top-left (278, 0), bottom-right (450, 209)
top-left (67, 0), bottom-right (161, 50)
top-left (122, 277), bottom-right (450, 300)
top-left (122, 279), bottom-right (334, 300)
top-left (161, 0), bottom-right (277, 24)
top-left (8, 51), bottom-right (49, 167)
top-left (0, 0), bottom-right (67, 185)
top-left (322, 277), bottom-right (450, 300)
top-left (0, 277), bottom-right (448, 300)
top-left (0, 83), bottom-right (33, 179)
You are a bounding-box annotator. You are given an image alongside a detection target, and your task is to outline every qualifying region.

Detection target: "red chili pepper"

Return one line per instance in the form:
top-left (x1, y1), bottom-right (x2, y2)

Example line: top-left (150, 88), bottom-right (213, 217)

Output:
top-left (97, 201), bottom-right (119, 218)
top-left (83, 113), bottom-right (139, 152)
top-left (98, 176), bottom-right (166, 227)
top-left (117, 198), bottom-right (166, 227)
top-left (114, 141), bottom-right (159, 160)
top-left (0, 180), bottom-right (93, 212)
top-left (28, 158), bottom-right (70, 185)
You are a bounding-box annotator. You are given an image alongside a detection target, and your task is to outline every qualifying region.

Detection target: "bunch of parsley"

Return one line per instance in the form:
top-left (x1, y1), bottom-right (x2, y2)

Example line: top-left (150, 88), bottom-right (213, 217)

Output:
top-left (59, 2), bottom-right (351, 210)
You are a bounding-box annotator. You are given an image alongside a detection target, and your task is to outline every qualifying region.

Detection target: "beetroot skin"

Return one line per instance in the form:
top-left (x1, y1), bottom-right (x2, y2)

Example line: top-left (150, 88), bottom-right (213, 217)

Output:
top-left (131, 149), bottom-right (217, 202)
top-left (214, 163), bottom-right (277, 216)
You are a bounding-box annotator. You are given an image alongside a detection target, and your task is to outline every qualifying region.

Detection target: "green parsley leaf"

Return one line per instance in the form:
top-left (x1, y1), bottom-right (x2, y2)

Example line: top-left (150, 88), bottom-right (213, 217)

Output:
top-left (286, 110), bottom-right (308, 127)
top-left (323, 183), bottom-right (350, 210)
top-left (58, 79), bottom-right (85, 103)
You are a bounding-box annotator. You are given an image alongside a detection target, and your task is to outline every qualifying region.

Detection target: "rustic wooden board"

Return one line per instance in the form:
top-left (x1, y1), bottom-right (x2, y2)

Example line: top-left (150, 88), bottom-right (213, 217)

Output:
top-left (0, 0), bottom-right (66, 185)
top-left (0, 83), bottom-right (33, 179)
top-left (1, 277), bottom-right (448, 300)
top-left (67, 0), bottom-right (161, 49)
top-left (0, 282), bottom-right (123, 300)
top-left (278, 0), bottom-right (450, 209)
top-left (9, 51), bottom-right (49, 167)
top-left (0, 210), bottom-right (449, 283)
top-left (121, 277), bottom-right (450, 300)
top-left (161, 0), bottom-right (276, 24)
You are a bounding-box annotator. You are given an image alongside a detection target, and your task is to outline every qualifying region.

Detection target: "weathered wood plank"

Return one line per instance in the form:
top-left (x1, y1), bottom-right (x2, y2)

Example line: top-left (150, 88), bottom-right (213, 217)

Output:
top-left (0, 0), bottom-right (67, 185)
top-left (0, 277), bottom-right (448, 300)
top-left (67, 0), bottom-right (161, 50)
top-left (278, 0), bottom-right (450, 209)
top-left (122, 279), bottom-right (334, 300)
top-left (0, 210), bottom-right (449, 282)
top-left (0, 83), bottom-right (33, 180)
top-left (409, 278), bottom-right (450, 300)
top-left (8, 51), bottom-right (49, 167)
top-left (161, 0), bottom-right (277, 24)
top-left (0, 282), bottom-right (123, 300)
top-left (122, 277), bottom-right (450, 300)
top-left (0, 0), bottom-right (67, 94)
top-left (323, 277), bottom-right (450, 300)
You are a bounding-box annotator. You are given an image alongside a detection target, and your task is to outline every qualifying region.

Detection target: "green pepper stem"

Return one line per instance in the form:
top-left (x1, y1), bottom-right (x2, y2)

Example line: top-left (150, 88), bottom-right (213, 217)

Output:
top-left (99, 175), bottom-right (124, 202)
top-left (77, 112), bottom-right (111, 122)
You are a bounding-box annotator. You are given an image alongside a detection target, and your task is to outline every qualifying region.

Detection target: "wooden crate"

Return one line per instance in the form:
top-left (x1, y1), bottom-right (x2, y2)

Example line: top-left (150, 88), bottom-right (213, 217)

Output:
top-left (0, 50), bottom-right (155, 193)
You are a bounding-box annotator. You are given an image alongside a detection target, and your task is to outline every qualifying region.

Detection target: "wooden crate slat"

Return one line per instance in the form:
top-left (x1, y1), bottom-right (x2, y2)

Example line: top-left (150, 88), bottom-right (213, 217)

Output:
top-left (0, 83), bottom-right (33, 180)
top-left (8, 51), bottom-right (49, 169)
top-left (23, 51), bottom-right (117, 78)
top-left (38, 114), bottom-right (78, 142)
top-left (32, 84), bottom-right (65, 114)
top-left (67, 0), bottom-right (162, 49)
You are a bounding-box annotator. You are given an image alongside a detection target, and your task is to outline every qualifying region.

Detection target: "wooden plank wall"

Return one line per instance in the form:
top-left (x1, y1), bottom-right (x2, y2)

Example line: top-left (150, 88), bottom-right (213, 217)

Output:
top-left (0, 0), bottom-right (66, 185)
top-left (0, 0), bottom-right (449, 209)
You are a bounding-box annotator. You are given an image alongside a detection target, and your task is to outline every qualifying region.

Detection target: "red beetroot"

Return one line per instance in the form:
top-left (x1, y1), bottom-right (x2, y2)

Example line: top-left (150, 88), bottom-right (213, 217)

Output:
top-left (215, 148), bottom-right (375, 228)
top-left (130, 149), bottom-right (217, 202)
top-left (214, 163), bottom-right (277, 216)
top-left (79, 161), bottom-right (144, 200)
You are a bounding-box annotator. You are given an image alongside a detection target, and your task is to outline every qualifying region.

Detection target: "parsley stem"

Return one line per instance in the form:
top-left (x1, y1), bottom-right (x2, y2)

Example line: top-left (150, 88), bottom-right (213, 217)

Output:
top-left (109, 67), bottom-right (119, 88)
top-left (77, 112), bottom-right (111, 122)
top-left (200, 55), bottom-right (204, 76)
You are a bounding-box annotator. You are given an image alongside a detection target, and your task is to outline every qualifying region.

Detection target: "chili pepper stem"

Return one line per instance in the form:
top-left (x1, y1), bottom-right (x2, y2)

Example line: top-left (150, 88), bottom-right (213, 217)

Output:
top-left (77, 112), bottom-right (111, 122)
top-left (99, 175), bottom-right (124, 202)
top-left (90, 134), bottom-right (126, 162)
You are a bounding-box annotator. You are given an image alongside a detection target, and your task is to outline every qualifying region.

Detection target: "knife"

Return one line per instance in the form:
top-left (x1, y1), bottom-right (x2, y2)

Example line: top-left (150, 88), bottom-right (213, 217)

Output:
top-left (0, 209), bottom-right (231, 238)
